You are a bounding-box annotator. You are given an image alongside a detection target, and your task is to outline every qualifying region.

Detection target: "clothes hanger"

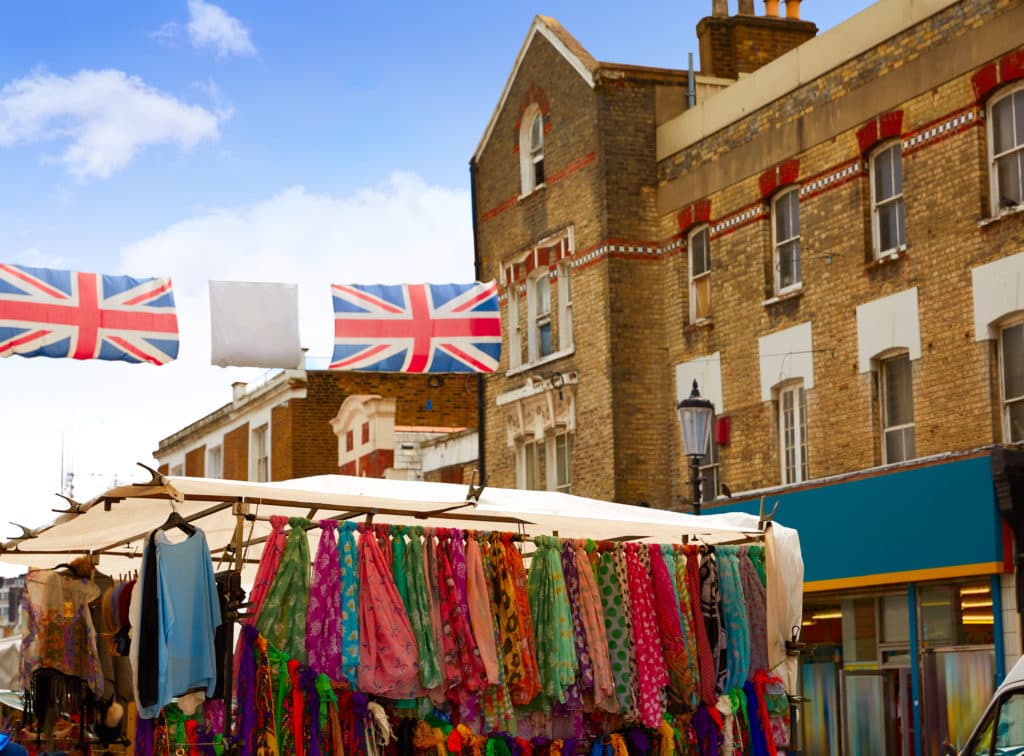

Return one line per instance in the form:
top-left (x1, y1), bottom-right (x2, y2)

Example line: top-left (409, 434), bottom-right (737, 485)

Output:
top-left (159, 505), bottom-right (196, 536)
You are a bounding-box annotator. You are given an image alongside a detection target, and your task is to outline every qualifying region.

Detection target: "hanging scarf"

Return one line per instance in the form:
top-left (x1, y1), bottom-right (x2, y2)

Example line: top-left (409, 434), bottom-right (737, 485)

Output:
top-left (425, 531), bottom-right (454, 699)
top-left (442, 530), bottom-right (487, 699)
top-left (699, 546), bottom-right (728, 698)
top-left (301, 667), bottom-right (322, 756)
top-left (692, 705), bottom-right (721, 756)
top-left (574, 541), bottom-right (616, 713)
top-left (357, 525), bottom-right (422, 697)
top-left (527, 536), bottom-right (577, 703)
top-left (466, 535), bottom-right (501, 685)
top-left (649, 545), bottom-right (695, 709)
top-left (624, 543), bottom-right (669, 728)
top-left (738, 546), bottom-right (768, 678)
top-left (237, 625), bottom-right (258, 755)
top-left (715, 695), bottom-right (735, 756)
top-left (257, 518), bottom-right (312, 663)
top-left (288, 660), bottom-right (306, 756)
top-left (268, 644), bottom-right (294, 753)
top-left (392, 527), bottom-right (410, 608)
top-left (597, 547), bottom-right (637, 720)
top-left (743, 682), bottom-right (769, 756)
top-left (560, 541), bottom-right (593, 704)
top-left (716, 547), bottom-right (750, 693)
top-left (405, 527), bottom-right (444, 690)
top-left (684, 546), bottom-right (717, 706)
top-left (505, 535), bottom-right (543, 703)
top-left (254, 635), bottom-right (280, 756)
top-left (338, 521), bottom-right (361, 687)
top-left (308, 521), bottom-right (343, 680)
top-left (752, 671), bottom-right (780, 756)
top-left (668, 545), bottom-right (702, 712)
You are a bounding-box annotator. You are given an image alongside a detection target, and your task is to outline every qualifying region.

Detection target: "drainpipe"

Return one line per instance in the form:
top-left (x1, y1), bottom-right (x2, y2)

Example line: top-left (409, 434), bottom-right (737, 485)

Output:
top-left (469, 157), bottom-right (486, 480)
top-left (687, 53), bottom-right (696, 109)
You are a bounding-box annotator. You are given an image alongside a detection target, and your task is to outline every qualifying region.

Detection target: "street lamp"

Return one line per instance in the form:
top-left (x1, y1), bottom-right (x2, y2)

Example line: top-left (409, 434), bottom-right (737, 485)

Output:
top-left (677, 379), bottom-right (714, 515)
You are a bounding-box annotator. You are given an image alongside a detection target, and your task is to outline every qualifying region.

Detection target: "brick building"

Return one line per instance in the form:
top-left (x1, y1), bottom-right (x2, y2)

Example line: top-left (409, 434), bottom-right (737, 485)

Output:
top-left (154, 370), bottom-right (478, 484)
top-left (472, 0), bottom-right (1024, 751)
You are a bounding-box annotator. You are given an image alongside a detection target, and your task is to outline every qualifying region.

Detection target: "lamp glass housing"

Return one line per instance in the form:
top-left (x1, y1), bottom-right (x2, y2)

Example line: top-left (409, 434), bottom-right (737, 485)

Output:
top-left (677, 380), bottom-right (714, 459)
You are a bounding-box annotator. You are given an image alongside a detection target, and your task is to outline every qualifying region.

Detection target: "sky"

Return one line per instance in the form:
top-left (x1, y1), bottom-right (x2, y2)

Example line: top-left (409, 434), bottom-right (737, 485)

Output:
top-left (0, 0), bottom-right (876, 555)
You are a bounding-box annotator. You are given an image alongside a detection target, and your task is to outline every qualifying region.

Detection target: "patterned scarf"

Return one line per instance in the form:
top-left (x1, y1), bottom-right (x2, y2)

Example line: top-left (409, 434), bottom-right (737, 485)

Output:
top-left (254, 634), bottom-right (279, 756)
top-left (437, 531), bottom-right (487, 701)
top-left (338, 521), bottom-right (361, 687)
top-left (716, 546), bottom-right (750, 692)
top-left (561, 541), bottom-right (593, 704)
top-left (307, 521), bottom-right (343, 680)
top-left (466, 535), bottom-right (500, 685)
top-left (257, 518), bottom-right (311, 663)
top-left (648, 545), bottom-right (695, 709)
top-left (685, 545), bottom-right (717, 706)
top-left (405, 527), bottom-right (444, 690)
top-left (739, 546), bottom-right (768, 678)
top-left (527, 536), bottom-right (577, 704)
top-left (699, 546), bottom-right (728, 698)
top-left (624, 543), bottom-right (668, 728)
top-left (598, 547), bottom-right (637, 720)
top-left (671, 546), bottom-right (703, 712)
top-left (574, 541), bottom-right (616, 713)
top-left (505, 535), bottom-right (542, 704)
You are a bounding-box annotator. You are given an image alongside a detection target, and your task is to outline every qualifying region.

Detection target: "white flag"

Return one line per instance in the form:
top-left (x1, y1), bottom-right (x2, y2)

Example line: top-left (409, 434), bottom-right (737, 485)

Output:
top-left (209, 280), bottom-right (302, 368)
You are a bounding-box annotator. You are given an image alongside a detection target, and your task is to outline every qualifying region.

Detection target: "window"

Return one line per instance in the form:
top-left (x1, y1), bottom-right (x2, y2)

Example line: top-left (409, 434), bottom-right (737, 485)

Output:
top-left (557, 261), bottom-right (573, 351)
top-left (871, 142), bottom-right (906, 256)
top-left (507, 287), bottom-right (521, 370)
top-left (520, 437), bottom-right (545, 490)
top-left (989, 85), bottom-right (1024, 213)
top-left (778, 382), bottom-right (809, 484)
top-left (689, 225), bottom-right (711, 322)
top-left (1001, 321), bottom-right (1024, 441)
top-left (553, 432), bottom-right (572, 493)
top-left (169, 464), bottom-right (183, 477)
top-left (529, 273), bottom-right (553, 360)
top-left (772, 189), bottom-right (802, 293)
top-left (206, 445), bottom-right (223, 479)
top-left (252, 424), bottom-right (269, 482)
top-left (520, 107), bottom-right (545, 194)
top-left (699, 425), bottom-right (719, 504)
top-left (880, 353), bottom-right (915, 463)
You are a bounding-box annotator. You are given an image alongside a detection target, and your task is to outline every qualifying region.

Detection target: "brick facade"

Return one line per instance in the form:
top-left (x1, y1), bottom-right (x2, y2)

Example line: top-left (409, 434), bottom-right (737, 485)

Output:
top-left (473, 2), bottom-right (1024, 509)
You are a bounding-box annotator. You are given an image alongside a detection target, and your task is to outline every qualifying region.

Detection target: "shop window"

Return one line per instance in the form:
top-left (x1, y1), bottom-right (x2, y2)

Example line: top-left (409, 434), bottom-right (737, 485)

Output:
top-left (870, 141), bottom-right (906, 257)
top-left (777, 381), bottom-right (809, 485)
top-left (988, 83), bottom-right (1024, 214)
top-left (688, 225), bottom-right (711, 322)
top-left (880, 352), bottom-right (915, 464)
top-left (1000, 320), bottom-right (1024, 442)
top-left (772, 188), bottom-right (802, 294)
top-left (206, 445), bottom-right (223, 479)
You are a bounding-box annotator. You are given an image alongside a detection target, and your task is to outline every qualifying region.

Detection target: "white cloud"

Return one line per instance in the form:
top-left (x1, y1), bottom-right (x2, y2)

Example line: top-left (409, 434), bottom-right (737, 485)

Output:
top-left (186, 0), bottom-right (256, 58)
top-left (0, 173), bottom-right (473, 561)
top-left (0, 69), bottom-right (225, 179)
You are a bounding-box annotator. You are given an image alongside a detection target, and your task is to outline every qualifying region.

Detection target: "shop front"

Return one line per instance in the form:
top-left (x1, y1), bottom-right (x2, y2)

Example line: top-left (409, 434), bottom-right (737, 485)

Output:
top-left (718, 449), bottom-right (1023, 755)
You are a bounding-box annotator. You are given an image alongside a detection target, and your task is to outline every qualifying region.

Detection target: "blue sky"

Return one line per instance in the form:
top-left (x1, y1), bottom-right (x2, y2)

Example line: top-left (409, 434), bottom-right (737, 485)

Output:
top-left (0, 0), bottom-right (875, 551)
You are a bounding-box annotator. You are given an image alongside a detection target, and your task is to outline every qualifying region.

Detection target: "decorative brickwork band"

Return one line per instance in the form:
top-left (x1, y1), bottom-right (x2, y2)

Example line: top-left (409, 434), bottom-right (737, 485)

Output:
top-left (856, 111), bottom-right (905, 155)
top-left (481, 151), bottom-right (595, 223)
top-left (901, 107), bottom-right (978, 156)
top-left (758, 159), bottom-right (800, 199)
top-left (971, 49), bottom-right (1024, 104)
top-left (512, 83), bottom-right (552, 154)
top-left (676, 199), bottom-right (712, 233)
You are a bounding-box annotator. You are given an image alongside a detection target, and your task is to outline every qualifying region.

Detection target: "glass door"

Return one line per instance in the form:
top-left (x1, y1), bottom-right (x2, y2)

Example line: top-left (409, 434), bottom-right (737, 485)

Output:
top-left (841, 669), bottom-right (893, 755)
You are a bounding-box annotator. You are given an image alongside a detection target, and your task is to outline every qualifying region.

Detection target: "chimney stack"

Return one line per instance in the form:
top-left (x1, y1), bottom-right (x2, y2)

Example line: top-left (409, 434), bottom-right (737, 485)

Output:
top-left (785, 0), bottom-right (801, 19)
top-left (765, 0), bottom-right (780, 17)
top-left (712, 0), bottom-right (728, 17)
top-left (696, 0), bottom-right (818, 79)
top-left (738, 0), bottom-right (755, 14)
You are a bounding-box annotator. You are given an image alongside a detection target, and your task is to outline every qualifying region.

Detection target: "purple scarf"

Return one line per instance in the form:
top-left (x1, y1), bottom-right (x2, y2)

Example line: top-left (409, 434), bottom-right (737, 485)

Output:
top-left (307, 521), bottom-right (343, 679)
top-left (237, 625), bottom-right (259, 755)
top-left (301, 666), bottom-right (322, 756)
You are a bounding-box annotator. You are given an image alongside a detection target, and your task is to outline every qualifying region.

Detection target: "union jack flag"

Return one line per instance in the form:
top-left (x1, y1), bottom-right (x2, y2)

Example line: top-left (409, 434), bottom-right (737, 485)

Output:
top-left (331, 281), bottom-right (501, 373)
top-left (0, 263), bottom-right (179, 365)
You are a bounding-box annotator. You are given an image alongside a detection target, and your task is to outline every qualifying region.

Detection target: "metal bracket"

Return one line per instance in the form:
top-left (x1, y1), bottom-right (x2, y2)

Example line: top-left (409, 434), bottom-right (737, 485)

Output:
top-left (758, 495), bottom-right (780, 530)
top-left (52, 493), bottom-right (86, 516)
top-left (465, 468), bottom-right (489, 506)
top-left (136, 461), bottom-right (166, 486)
top-left (8, 522), bottom-right (36, 540)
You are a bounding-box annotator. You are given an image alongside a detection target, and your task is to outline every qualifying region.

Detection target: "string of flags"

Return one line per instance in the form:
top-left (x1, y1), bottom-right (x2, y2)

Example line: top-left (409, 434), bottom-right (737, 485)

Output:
top-left (0, 263), bottom-right (501, 373)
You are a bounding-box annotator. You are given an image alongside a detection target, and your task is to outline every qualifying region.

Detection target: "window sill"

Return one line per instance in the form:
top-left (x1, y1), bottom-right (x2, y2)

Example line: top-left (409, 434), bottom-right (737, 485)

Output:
top-left (762, 286), bottom-right (804, 307)
top-left (684, 317), bottom-right (714, 334)
top-left (506, 346), bottom-right (575, 377)
top-left (865, 247), bottom-right (907, 270)
top-left (518, 183), bottom-right (547, 201)
top-left (979, 203), bottom-right (1024, 228)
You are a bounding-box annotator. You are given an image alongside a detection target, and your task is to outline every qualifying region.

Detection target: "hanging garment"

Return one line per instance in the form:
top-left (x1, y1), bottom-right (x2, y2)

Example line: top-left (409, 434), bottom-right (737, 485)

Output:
top-left (561, 540), bottom-right (593, 705)
top-left (465, 536), bottom-right (500, 686)
top-left (307, 521), bottom-right (344, 680)
top-left (391, 527), bottom-right (410, 610)
top-left (667, 546), bottom-right (701, 712)
top-left (683, 546), bottom-right (716, 707)
top-left (237, 626), bottom-right (258, 755)
top-left (500, 535), bottom-right (542, 706)
top-left (648, 545), bottom-right (695, 709)
top-left (527, 536), bottom-right (577, 704)
top-left (597, 548), bottom-right (637, 720)
top-left (254, 635), bottom-right (280, 756)
top-left (573, 541), bottom-right (616, 713)
top-left (257, 518), bottom-right (311, 664)
top-left (698, 546), bottom-right (728, 699)
top-left (442, 531), bottom-right (487, 698)
top-left (738, 546), bottom-right (768, 678)
top-left (405, 527), bottom-right (444, 690)
top-left (479, 536), bottom-right (516, 733)
top-left (716, 547), bottom-right (750, 692)
top-left (692, 705), bottom-right (721, 756)
top-left (624, 543), bottom-right (668, 729)
top-left (743, 681), bottom-right (769, 756)
top-left (338, 521), bottom-right (360, 687)
top-left (357, 525), bottom-right (422, 698)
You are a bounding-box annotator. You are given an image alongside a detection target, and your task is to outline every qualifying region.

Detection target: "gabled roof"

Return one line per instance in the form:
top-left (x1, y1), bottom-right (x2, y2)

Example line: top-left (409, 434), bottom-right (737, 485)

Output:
top-left (472, 15), bottom-right (598, 163)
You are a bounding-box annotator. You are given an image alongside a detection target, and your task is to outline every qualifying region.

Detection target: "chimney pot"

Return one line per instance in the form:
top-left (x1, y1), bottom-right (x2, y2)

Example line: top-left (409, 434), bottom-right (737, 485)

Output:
top-left (764, 0), bottom-right (780, 17)
top-left (712, 0), bottom-right (728, 16)
top-left (738, 0), bottom-right (755, 13)
top-left (785, 0), bottom-right (801, 19)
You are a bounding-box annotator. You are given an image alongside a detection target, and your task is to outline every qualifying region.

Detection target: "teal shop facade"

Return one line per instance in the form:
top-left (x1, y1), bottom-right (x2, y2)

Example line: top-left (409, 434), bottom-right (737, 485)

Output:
top-left (713, 447), bottom-right (1024, 755)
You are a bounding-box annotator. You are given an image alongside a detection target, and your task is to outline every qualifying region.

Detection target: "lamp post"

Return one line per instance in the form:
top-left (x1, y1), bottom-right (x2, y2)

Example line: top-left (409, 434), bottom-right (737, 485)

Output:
top-left (677, 379), bottom-right (714, 515)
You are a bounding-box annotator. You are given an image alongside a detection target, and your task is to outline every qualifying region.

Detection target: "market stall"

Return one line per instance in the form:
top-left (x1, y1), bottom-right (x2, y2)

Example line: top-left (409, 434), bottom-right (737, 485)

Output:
top-left (0, 468), bottom-right (803, 755)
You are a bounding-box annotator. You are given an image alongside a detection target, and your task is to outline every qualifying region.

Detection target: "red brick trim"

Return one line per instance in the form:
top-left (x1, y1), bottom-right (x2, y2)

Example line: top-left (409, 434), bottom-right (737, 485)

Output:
top-left (512, 83), bottom-right (552, 154)
top-left (480, 151), bottom-right (596, 223)
top-left (901, 105), bottom-right (980, 156)
top-left (677, 199), bottom-right (712, 233)
top-left (973, 50), bottom-right (1024, 105)
top-left (481, 195), bottom-right (519, 222)
top-left (798, 158), bottom-right (865, 201)
top-left (758, 159), bottom-right (800, 200)
top-left (709, 200), bottom-right (769, 240)
top-left (856, 111), bottom-right (905, 155)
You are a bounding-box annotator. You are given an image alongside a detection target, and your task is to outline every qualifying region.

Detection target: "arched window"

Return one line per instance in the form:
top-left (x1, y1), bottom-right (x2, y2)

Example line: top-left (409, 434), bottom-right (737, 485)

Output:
top-left (772, 188), bottom-right (801, 294)
top-left (988, 83), bottom-right (1024, 214)
top-left (870, 140), bottom-right (906, 257)
top-left (519, 106), bottom-right (545, 194)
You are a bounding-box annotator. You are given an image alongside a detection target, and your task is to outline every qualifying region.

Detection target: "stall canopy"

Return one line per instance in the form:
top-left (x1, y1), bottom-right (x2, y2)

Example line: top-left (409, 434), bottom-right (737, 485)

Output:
top-left (0, 470), bottom-right (804, 687)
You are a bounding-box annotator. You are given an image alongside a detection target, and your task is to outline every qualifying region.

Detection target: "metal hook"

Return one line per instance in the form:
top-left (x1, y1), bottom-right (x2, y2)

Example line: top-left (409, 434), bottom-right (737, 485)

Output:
top-left (136, 462), bottom-right (166, 486)
top-left (758, 495), bottom-right (780, 529)
top-left (52, 493), bottom-right (86, 515)
top-left (465, 468), bottom-right (488, 507)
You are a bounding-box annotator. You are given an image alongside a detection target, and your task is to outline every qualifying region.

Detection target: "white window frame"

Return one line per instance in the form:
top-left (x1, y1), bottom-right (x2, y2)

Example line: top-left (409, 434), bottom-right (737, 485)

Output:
top-left (988, 83), bottom-right (1024, 215)
top-left (517, 437), bottom-right (544, 491)
top-left (999, 318), bottom-right (1024, 442)
top-left (169, 463), bottom-right (184, 477)
top-left (772, 188), bottom-right (802, 295)
top-left (879, 352), bottom-right (916, 464)
top-left (206, 444), bottom-right (223, 480)
top-left (551, 431), bottom-right (573, 493)
top-left (870, 141), bottom-right (907, 258)
top-left (777, 381), bottom-right (809, 484)
top-left (251, 424), bottom-right (269, 482)
top-left (526, 272), bottom-right (553, 362)
top-left (688, 224), bottom-right (711, 323)
top-left (557, 260), bottom-right (573, 352)
top-left (506, 287), bottom-right (522, 370)
top-left (519, 105), bottom-right (545, 195)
